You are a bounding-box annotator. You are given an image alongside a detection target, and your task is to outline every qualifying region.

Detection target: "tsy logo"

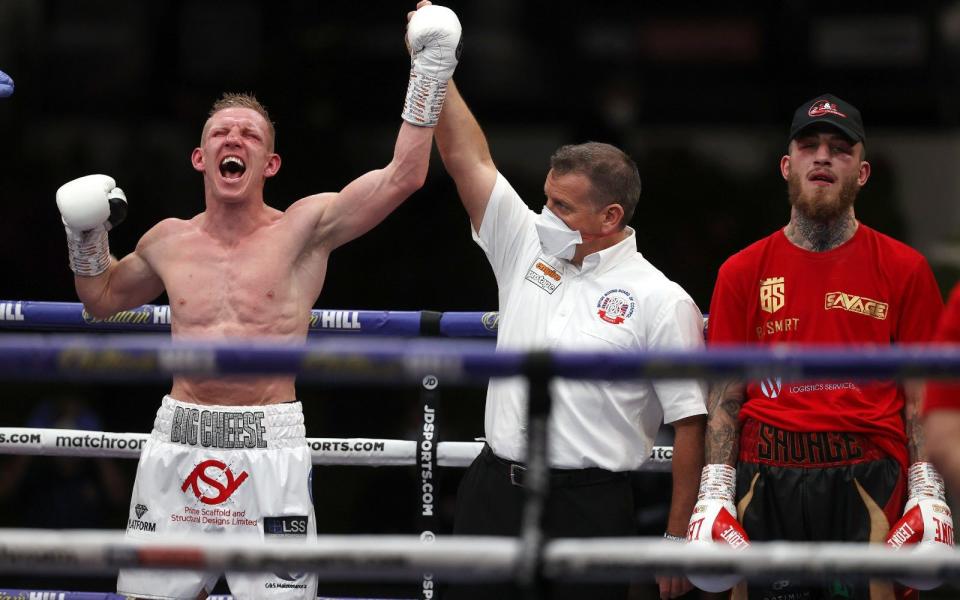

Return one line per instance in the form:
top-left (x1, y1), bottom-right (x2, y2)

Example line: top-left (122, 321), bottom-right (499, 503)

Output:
top-left (181, 459), bottom-right (248, 505)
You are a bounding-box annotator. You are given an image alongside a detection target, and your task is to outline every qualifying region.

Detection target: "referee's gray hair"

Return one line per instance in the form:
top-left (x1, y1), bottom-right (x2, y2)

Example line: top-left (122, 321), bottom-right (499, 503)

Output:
top-left (549, 142), bottom-right (641, 228)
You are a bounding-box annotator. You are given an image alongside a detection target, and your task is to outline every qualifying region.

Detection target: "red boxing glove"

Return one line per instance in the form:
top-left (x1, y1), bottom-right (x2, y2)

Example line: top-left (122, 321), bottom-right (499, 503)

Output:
top-left (885, 462), bottom-right (955, 590)
top-left (686, 464), bottom-right (751, 592)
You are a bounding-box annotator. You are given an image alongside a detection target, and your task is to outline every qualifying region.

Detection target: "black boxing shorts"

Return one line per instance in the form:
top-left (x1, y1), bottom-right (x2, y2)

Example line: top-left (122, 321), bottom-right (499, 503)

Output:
top-left (732, 418), bottom-right (908, 600)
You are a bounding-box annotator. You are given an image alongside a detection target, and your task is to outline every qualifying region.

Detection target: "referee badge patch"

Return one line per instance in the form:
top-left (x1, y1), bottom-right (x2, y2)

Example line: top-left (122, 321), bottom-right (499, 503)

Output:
top-left (525, 256), bottom-right (563, 294)
top-left (597, 289), bottom-right (636, 325)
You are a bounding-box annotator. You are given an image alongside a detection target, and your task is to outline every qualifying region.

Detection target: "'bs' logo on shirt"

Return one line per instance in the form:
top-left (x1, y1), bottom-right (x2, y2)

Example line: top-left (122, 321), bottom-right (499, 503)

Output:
top-left (759, 277), bottom-right (785, 314)
top-left (181, 459), bottom-right (249, 505)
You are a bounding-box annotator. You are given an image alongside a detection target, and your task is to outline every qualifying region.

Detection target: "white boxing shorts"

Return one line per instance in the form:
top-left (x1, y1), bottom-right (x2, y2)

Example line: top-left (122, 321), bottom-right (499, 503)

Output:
top-left (117, 396), bottom-right (318, 599)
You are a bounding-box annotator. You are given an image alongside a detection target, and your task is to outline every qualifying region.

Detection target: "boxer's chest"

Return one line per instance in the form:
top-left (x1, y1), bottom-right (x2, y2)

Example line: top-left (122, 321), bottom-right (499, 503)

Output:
top-left (157, 230), bottom-right (311, 336)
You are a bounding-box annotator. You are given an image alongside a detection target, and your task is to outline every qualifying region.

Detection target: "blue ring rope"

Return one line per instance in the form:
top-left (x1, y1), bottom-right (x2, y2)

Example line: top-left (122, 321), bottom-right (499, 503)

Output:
top-left (0, 333), bottom-right (956, 383)
top-left (0, 300), bottom-right (497, 337)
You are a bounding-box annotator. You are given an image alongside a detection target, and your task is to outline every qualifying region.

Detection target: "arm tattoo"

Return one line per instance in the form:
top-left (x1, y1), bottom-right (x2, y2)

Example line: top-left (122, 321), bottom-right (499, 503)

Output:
top-left (904, 381), bottom-right (925, 463)
top-left (706, 379), bottom-right (746, 465)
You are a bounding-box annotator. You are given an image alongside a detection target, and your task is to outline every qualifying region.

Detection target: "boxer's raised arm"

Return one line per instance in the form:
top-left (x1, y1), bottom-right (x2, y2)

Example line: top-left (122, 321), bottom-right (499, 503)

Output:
top-left (306, 4), bottom-right (461, 252)
top-left (308, 123), bottom-right (433, 252)
top-left (57, 175), bottom-right (164, 318)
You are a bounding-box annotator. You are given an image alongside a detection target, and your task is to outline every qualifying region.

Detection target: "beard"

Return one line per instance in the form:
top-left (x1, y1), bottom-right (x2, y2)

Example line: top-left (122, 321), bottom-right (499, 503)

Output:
top-left (787, 170), bottom-right (859, 222)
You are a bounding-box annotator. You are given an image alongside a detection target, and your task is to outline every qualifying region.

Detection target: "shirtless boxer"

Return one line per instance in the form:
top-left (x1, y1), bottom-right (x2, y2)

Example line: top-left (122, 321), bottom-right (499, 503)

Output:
top-left (54, 6), bottom-right (461, 599)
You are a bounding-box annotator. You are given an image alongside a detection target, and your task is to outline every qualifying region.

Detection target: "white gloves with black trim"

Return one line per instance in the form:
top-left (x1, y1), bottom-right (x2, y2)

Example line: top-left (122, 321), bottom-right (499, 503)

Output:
top-left (402, 4), bottom-right (461, 127)
top-left (686, 464), bottom-right (751, 593)
top-left (885, 461), bottom-right (955, 590)
top-left (56, 174), bottom-right (128, 277)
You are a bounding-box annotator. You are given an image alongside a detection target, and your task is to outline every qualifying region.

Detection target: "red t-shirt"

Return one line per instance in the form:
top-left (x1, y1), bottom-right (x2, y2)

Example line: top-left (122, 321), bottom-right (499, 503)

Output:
top-left (708, 224), bottom-right (943, 470)
top-left (923, 283), bottom-right (960, 413)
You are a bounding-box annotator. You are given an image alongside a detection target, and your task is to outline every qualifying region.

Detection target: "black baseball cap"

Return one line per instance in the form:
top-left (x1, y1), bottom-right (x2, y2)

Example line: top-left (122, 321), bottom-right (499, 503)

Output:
top-left (788, 93), bottom-right (865, 145)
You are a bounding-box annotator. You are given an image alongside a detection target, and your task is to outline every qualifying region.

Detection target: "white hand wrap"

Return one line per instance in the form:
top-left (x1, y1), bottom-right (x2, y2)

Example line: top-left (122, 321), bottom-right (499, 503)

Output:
top-left (65, 226), bottom-right (111, 277)
top-left (906, 461), bottom-right (948, 503)
top-left (402, 5), bottom-right (461, 127)
top-left (402, 71), bottom-right (449, 128)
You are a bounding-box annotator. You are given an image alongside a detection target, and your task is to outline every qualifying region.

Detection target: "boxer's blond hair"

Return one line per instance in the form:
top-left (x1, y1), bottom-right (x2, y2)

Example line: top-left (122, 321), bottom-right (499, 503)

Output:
top-left (202, 92), bottom-right (276, 151)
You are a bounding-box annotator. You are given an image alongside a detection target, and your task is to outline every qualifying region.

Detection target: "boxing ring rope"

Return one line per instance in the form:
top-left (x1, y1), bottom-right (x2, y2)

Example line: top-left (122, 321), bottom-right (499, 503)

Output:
top-left (0, 300), bottom-right (499, 337)
top-left (1, 529), bottom-right (959, 583)
top-left (0, 333), bottom-right (958, 382)
top-left (0, 300), bottom-right (960, 383)
top-left (0, 427), bottom-right (673, 470)
top-left (4, 310), bottom-right (960, 595)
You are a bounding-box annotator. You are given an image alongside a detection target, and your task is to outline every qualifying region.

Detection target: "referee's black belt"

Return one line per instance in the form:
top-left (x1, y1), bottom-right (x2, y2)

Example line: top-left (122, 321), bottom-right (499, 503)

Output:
top-left (480, 444), bottom-right (627, 488)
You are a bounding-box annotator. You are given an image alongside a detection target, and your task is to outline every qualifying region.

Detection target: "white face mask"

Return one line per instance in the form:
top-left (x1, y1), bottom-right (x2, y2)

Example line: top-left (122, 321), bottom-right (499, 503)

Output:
top-left (534, 205), bottom-right (582, 260)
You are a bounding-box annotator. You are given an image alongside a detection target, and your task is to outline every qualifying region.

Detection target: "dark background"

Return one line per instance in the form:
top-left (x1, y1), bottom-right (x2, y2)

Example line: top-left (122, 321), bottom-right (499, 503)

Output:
top-left (1, 0), bottom-right (960, 597)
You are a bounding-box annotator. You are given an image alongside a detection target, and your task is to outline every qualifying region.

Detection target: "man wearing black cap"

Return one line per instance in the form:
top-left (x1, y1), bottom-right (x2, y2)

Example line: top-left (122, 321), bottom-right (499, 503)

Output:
top-left (686, 94), bottom-right (952, 599)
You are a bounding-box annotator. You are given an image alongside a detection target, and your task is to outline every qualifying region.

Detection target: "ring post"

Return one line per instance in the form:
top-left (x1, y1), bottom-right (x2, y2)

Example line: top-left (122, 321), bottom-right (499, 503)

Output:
top-left (519, 350), bottom-right (552, 600)
top-left (418, 373), bottom-right (441, 599)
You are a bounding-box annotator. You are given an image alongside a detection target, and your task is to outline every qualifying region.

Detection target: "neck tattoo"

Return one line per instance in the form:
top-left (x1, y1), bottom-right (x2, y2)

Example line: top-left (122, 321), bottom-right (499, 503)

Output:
top-left (784, 211), bottom-right (857, 252)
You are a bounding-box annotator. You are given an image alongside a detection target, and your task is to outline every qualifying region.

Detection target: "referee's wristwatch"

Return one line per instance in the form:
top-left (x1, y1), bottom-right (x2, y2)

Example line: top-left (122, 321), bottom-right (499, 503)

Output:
top-left (663, 532), bottom-right (686, 542)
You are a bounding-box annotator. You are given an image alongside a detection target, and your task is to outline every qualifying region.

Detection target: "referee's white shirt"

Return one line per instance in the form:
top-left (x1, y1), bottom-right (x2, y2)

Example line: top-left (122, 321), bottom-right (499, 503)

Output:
top-left (473, 172), bottom-right (707, 471)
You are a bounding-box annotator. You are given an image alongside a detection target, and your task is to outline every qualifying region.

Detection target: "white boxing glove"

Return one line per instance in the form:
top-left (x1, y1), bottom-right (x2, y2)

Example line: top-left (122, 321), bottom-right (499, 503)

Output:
top-left (885, 462), bottom-right (954, 590)
top-left (401, 4), bottom-right (461, 127)
top-left (56, 174), bottom-right (128, 276)
top-left (686, 464), bottom-right (751, 593)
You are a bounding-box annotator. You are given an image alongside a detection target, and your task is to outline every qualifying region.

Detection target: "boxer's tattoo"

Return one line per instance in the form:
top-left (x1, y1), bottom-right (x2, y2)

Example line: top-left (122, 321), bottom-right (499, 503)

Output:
top-left (904, 380), bottom-right (925, 463)
top-left (784, 211), bottom-right (857, 252)
top-left (706, 379), bottom-right (746, 464)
